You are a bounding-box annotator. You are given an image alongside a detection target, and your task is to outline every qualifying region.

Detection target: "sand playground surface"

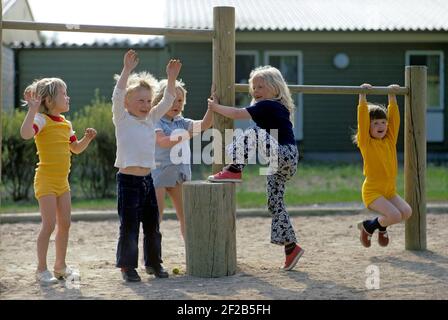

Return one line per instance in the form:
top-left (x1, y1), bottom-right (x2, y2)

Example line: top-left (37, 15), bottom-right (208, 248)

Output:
top-left (1, 212), bottom-right (447, 300)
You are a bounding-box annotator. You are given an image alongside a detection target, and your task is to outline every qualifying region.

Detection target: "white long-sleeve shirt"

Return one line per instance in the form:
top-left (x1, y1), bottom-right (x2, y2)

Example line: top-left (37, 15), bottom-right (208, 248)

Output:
top-left (112, 86), bottom-right (175, 169)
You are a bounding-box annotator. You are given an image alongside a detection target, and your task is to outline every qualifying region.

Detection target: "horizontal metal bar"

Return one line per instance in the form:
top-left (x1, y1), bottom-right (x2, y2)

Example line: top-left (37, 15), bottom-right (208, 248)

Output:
top-left (2, 20), bottom-right (213, 38)
top-left (235, 84), bottom-right (409, 95)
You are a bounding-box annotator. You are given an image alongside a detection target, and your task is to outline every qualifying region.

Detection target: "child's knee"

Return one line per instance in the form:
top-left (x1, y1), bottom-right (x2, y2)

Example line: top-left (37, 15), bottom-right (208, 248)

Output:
top-left (387, 210), bottom-right (402, 224)
top-left (401, 205), bottom-right (412, 221)
top-left (41, 221), bottom-right (56, 234)
top-left (57, 218), bottom-right (71, 231)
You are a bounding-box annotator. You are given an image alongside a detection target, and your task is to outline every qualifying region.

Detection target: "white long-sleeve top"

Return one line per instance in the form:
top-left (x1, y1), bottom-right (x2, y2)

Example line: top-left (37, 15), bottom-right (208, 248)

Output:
top-left (112, 86), bottom-right (175, 169)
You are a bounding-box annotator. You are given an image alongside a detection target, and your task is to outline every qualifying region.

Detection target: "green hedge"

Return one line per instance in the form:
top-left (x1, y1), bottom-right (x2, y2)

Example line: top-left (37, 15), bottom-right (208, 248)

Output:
top-left (1, 110), bottom-right (38, 200)
top-left (71, 91), bottom-right (116, 198)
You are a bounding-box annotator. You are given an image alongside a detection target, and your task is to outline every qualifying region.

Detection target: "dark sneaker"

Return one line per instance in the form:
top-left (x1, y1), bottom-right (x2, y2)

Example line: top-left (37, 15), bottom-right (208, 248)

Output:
top-left (357, 221), bottom-right (372, 248)
top-left (152, 265), bottom-right (169, 278)
top-left (145, 266), bottom-right (154, 275)
top-left (121, 268), bottom-right (141, 282)
top-left (378, 230), bottom-right (389, 247)
top-left (283, 244), bottom-right (304, 271)
top-left (208, 169), bottom-right (242, 183)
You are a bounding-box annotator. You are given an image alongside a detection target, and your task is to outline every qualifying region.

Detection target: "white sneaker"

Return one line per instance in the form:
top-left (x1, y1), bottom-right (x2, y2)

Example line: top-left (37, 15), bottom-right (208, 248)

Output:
top-left (54, 266), bottom-right (80, 280)
top-left (36, 270), bottom-right (58, 284)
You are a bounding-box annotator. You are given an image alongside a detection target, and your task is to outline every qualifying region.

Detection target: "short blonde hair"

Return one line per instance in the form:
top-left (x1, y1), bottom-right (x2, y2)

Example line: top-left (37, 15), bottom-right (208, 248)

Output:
top-left (248, 66), bottom-right (295, 116)
top-left (23, 78), bottom-right (67, 114)
top-left (152, 79), bottom-right (187, 112)
top-left (114, 71), bottom-right (158, 97)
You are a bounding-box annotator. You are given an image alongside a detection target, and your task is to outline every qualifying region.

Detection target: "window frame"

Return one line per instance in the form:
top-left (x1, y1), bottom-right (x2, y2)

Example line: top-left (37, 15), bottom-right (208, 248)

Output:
top-left (405, 50), bottom-right (445, 111)
top-left (264, 50), bottom-right (304, 140)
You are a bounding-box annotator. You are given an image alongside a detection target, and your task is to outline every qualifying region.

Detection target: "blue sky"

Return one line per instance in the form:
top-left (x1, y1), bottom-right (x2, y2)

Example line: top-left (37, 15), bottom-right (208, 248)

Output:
top-left (27, 0), bottom-right (166, 44)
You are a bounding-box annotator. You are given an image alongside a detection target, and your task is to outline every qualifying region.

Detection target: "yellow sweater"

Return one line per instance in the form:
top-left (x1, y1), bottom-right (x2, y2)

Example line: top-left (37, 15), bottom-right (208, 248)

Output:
top-left (357, 101), bottom-right (400, 181)
top-left (34, 113), bottom-right (77, 177)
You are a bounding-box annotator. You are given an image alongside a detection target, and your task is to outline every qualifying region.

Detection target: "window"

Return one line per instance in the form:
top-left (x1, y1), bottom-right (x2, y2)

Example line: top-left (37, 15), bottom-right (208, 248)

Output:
top-left (406, 51), bottom-right (444, 110)
top-left (234, 51), bottom-right (259, 130)
top-left (265, 51), bottom-right (303, 140)
top-left (406, 51), bottom-right (445, 142)
top-left (235, 51), bottom-right (259, 107)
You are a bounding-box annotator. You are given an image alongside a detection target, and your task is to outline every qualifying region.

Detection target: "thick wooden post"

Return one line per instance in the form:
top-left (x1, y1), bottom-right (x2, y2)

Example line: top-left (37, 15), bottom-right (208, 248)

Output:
top-left (183, 181), bottom-right (236, 277)
top-left (182, 7), bottom-right (237, 278)
top-left (404, 66), bottom-right (427, 250)
top-left (212, 6), bottom-right (235, 174)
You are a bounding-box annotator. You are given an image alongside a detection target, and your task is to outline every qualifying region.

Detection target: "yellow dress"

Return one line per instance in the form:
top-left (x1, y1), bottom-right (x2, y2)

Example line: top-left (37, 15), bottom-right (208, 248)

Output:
top-left (357, 101), bottom-right (400, 206)
top-left (33, 113), bottom-right (77, 199)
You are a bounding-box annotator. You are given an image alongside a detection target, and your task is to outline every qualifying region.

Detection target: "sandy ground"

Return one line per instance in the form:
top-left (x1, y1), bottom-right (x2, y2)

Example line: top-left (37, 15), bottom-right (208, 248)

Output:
top-left (1, 212), bottom-right (447, 300)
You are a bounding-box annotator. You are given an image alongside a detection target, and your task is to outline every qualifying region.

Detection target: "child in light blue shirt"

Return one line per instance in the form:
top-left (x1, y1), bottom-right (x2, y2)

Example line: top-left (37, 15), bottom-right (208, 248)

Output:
top-left (152, 80), bottom-right (213, 239)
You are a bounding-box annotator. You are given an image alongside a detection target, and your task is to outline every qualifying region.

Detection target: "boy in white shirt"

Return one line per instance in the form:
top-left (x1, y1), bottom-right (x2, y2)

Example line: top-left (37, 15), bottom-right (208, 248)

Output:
top-left (112, 49), bottom-right (182, 282)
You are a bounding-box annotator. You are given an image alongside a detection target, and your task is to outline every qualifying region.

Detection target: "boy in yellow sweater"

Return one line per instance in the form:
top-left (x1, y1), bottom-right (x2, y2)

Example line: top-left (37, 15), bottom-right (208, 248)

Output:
top-left (354, 83), bottom-right (412, 248)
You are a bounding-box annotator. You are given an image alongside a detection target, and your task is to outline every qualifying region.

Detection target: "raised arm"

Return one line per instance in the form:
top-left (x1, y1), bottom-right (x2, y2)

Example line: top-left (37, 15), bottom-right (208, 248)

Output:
top-left (112, 50), bottom-right (139, 120)
top-left (20, 91), bottom-right (40, 140)
top-left (386, 84), bottom-right (400, 144)
top-left (116, 50), bottom-right (139, 90)
top-left (356, 83), bottom-right (372, 148)
top-left (150, 59), bottom-right (182, 120)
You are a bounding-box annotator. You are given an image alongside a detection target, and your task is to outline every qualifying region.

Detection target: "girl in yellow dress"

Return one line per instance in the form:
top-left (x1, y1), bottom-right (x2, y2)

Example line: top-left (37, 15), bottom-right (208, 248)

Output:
top-left (354, 83), bottom-right (412, 248)
top-left (20, 78), bottom-right (97, 284)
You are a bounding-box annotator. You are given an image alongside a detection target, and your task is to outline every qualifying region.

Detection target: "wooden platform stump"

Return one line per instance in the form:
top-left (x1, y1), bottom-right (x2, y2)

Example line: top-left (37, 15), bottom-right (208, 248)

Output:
top-left (183, 181), bottom-right (236, 277)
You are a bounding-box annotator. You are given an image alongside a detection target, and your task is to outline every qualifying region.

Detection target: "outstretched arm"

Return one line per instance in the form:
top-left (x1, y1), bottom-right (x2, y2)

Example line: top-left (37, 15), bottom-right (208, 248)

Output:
top-left (207, 94), bottom-right (251, 120)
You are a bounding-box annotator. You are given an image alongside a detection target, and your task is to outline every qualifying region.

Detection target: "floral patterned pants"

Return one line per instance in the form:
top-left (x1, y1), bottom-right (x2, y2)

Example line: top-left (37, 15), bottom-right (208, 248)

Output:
top-left (227, 126), bottom-right (299, 245)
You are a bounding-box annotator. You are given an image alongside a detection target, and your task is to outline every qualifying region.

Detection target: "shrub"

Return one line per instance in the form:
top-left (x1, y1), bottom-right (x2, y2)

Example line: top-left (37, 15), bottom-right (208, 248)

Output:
top-left (71, 90), bottom-right (117, 198)
top-left (1, 110), bottom-right (38, 200)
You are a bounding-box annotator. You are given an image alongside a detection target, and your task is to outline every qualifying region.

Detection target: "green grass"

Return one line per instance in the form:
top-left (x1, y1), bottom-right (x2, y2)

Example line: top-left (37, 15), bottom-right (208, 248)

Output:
top-left (2, 162), bottom-right (447, 213)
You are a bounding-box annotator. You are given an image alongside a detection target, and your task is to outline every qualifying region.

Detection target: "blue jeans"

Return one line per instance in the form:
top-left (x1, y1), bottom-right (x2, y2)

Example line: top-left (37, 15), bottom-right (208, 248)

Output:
top-left (116, 172), bottom-right (162, 269)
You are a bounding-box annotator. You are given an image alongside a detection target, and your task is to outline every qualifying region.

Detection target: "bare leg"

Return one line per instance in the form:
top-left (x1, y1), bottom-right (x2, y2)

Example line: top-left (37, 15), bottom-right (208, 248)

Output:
top-left (388, 195), bottom-right (412, 221)
top-left (368, 196), bottom-right (402, 227)
top-left (166, 183), bottom-right (185, 240)
top-left (37, 195), bottom-right (57, 272)
top-left (155, 188), bottom-right (166, 224)
top-left (54, 191), bottom-right (71, 271)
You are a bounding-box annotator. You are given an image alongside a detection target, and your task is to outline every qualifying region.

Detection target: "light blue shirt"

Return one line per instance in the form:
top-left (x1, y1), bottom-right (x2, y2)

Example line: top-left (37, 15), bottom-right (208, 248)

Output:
top-left (154, 115), bottom-right (194, 169)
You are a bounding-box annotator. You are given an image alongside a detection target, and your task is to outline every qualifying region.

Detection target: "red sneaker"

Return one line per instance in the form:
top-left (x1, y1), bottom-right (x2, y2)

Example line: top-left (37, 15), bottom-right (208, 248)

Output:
top-left (357, 221), bottom-right (372, 248)
top-left (283, 244), bottom-right (304, 271)
top-left (378, 230), bottom-right (389, 247)
top-left (208, 169), bottom-right (242, 182)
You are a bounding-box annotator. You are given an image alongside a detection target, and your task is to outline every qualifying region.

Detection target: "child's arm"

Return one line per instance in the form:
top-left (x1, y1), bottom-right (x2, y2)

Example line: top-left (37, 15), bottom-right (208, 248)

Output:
top-left (207, 94), bottom-right (251, 120)
top-left (191, 108), bottom-right (213, 135)
top-left (150, 60), bottom-right (182, 120)
top-left (386, 84), bottom-right (400, 144)
top-left (357, 83), bottom-right (372, 147)
top-left (117, 50), bottom-right (138, 90)
top-left (155, 131), bottom-right (185, 148)
top-left (20, 93), bottom-right (40, 140)
top-left (112, 50), bottom-right (139, 121)
top-left (70, 128), bottom-right (97, 154)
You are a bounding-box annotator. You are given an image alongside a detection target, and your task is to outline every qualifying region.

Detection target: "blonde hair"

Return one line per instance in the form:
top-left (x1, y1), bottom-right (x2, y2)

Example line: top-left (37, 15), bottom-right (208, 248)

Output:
top-left (248, 65), bottom-right (295, 116)
top-left (152, 79), bottom-right (187, 113)
top-left (114, 71), bottom-right (158, 97)
top-left (23, 78), bottom-right (67, 114)
top-left (352, 103), bottom-right (388, 145)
